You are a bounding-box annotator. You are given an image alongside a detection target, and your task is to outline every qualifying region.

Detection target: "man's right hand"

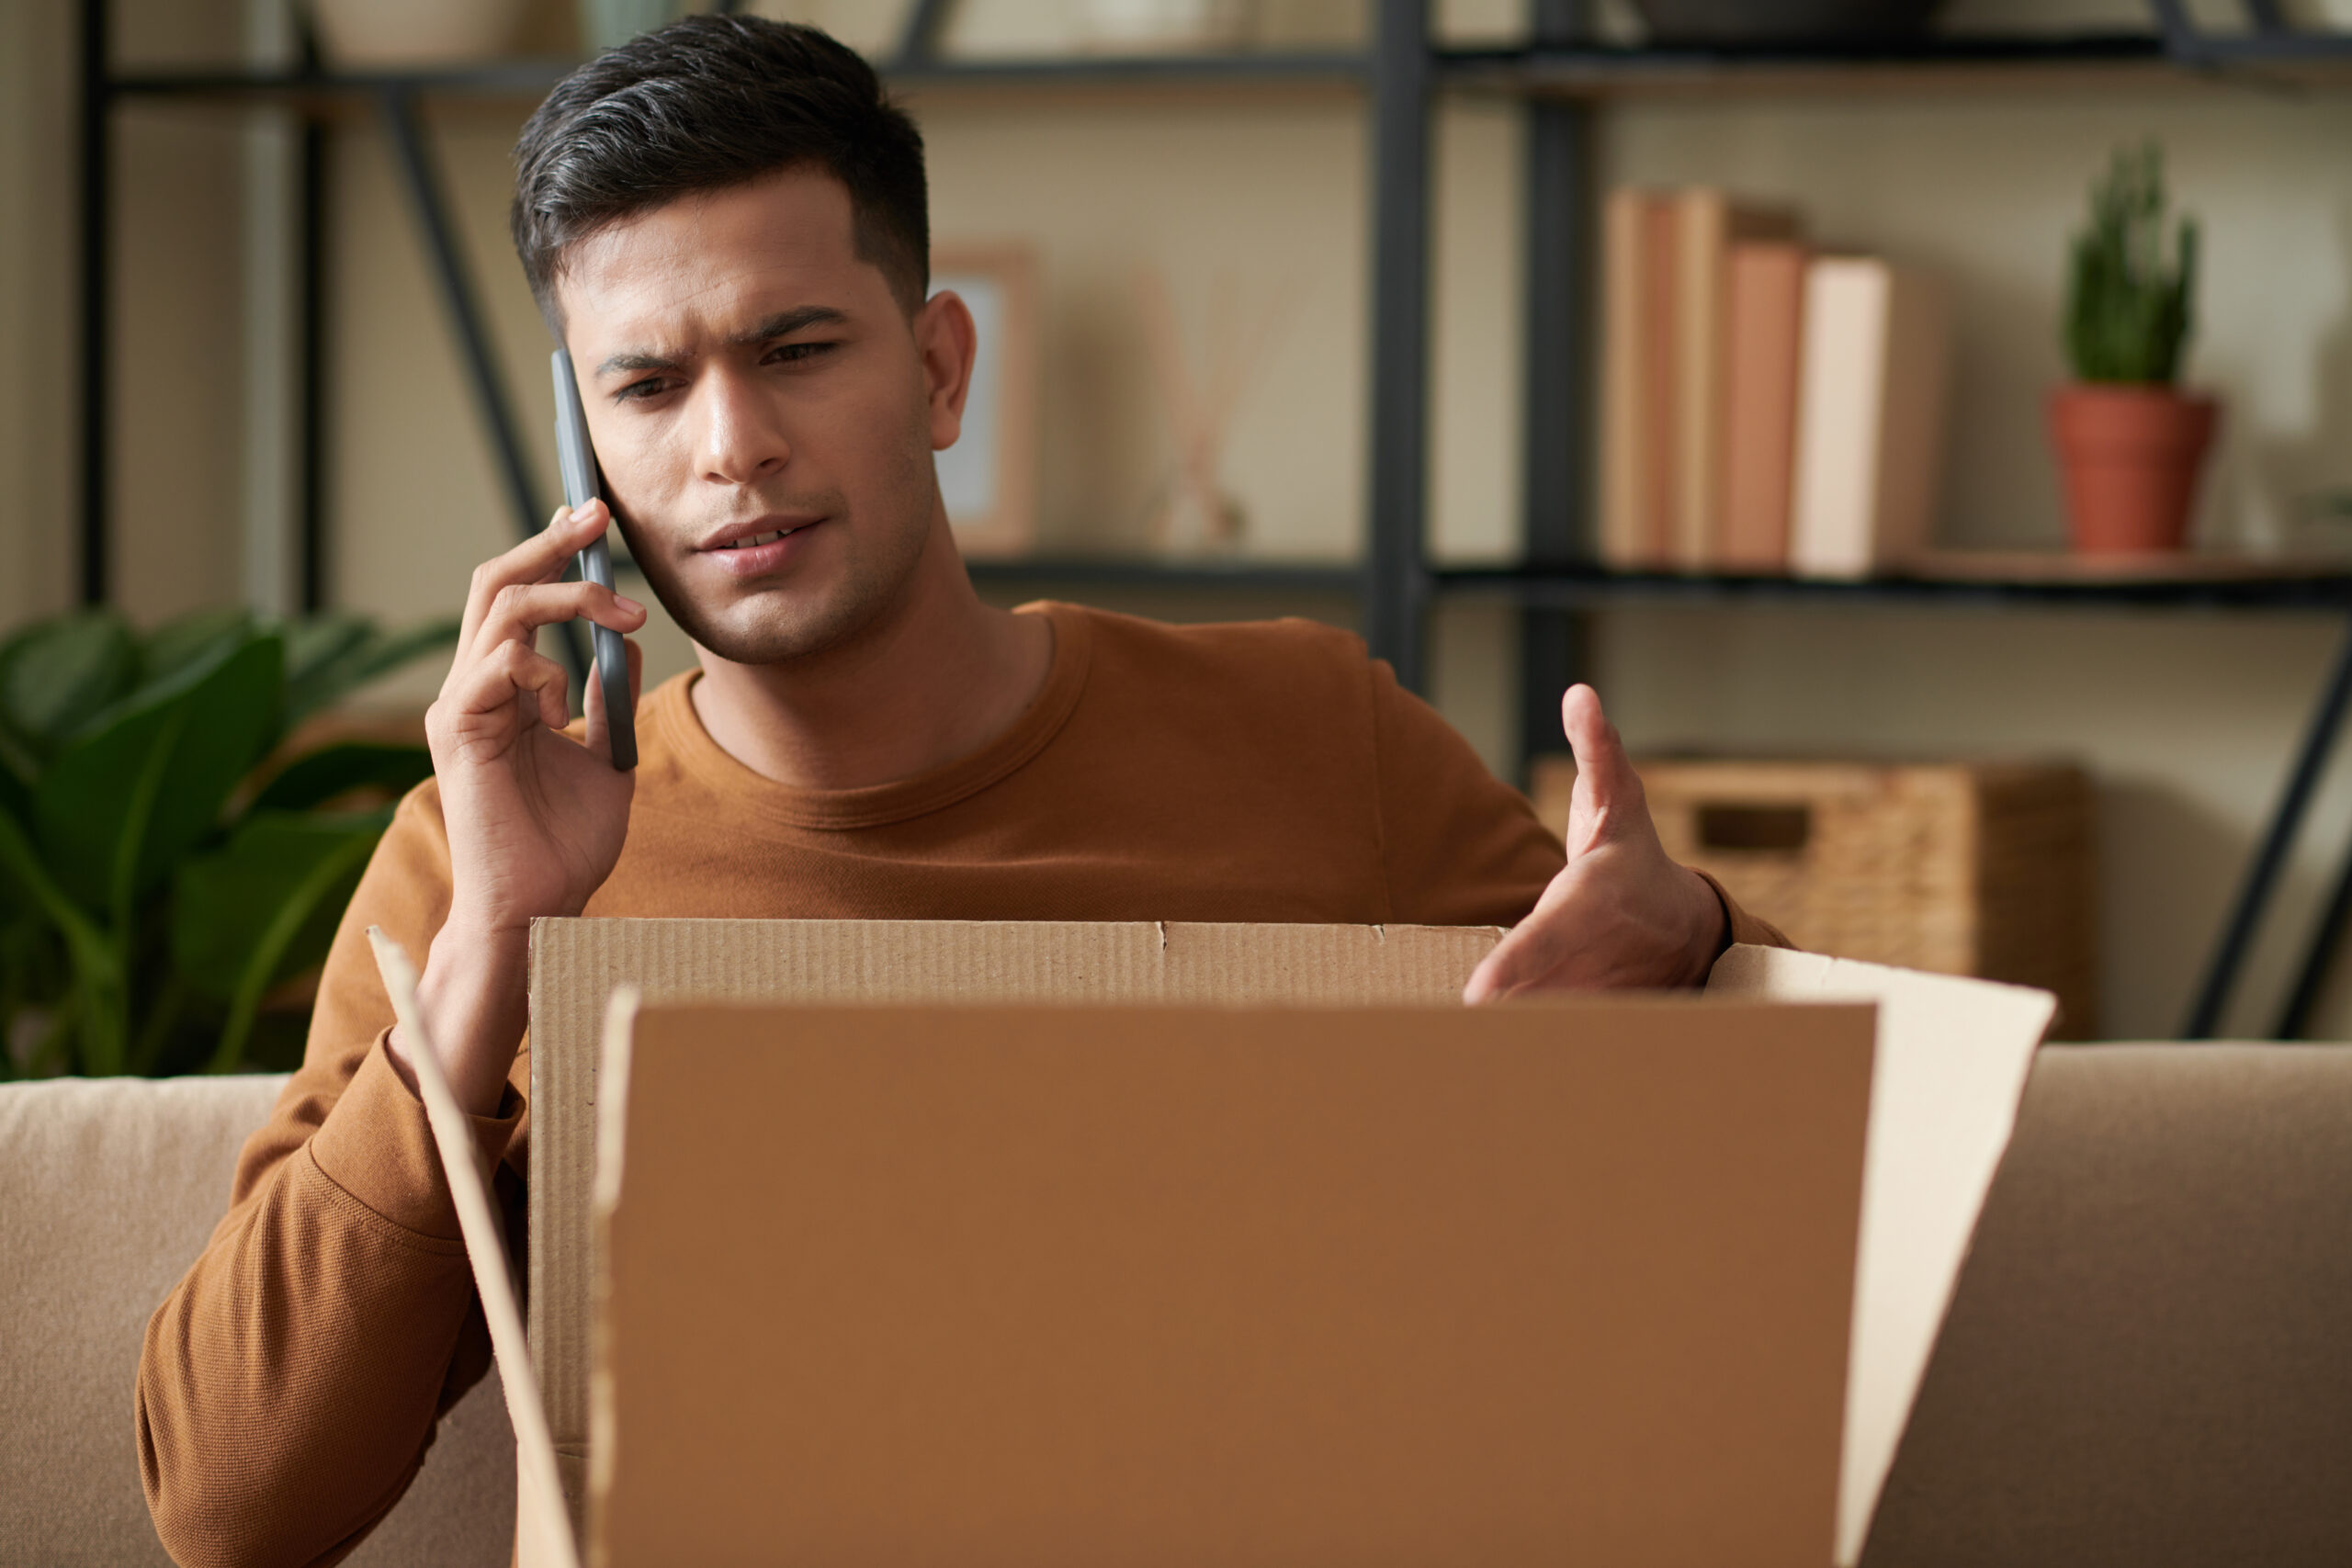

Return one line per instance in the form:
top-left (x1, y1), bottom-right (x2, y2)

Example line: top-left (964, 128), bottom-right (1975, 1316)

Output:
top-left (390, 500), bottom-right (648, 1114)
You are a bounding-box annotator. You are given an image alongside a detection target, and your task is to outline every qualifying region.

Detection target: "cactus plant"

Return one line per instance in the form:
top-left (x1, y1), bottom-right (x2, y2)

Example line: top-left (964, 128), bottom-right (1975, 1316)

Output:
top-left (2064, 142), bottom-right (2199, 384)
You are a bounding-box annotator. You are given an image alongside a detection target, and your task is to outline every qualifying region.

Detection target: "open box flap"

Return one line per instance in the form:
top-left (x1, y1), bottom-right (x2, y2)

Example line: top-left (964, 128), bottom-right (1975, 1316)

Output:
top-left (591, 995), bottom-right (1876, 1567)
top-left (1710, 944), bottom-right (2056, 1566)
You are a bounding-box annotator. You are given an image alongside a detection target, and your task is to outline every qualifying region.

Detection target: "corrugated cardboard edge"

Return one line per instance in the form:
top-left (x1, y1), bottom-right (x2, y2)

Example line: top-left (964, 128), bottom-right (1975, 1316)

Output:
top-left (367, 930), bottom-right (583, 1568)
top-left (585, 986), bottom-right (639, 1568)
top-left (526, 917), bottom-right (1503, 1551)
top-left (1709, 942), bottom-right (2056, 1567)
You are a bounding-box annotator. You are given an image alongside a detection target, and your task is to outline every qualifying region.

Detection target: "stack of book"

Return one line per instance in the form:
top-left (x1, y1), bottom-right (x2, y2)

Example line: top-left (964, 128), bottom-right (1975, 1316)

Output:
top-left (1600, 187), bottom-right (1954, 578)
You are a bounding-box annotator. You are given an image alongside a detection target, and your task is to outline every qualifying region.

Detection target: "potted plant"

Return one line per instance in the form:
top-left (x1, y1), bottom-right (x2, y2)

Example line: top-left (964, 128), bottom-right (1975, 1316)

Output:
top-left (2050, 143), bottom-right (2215, 555)
top-left (0, 606), bottom-right (454, 1078)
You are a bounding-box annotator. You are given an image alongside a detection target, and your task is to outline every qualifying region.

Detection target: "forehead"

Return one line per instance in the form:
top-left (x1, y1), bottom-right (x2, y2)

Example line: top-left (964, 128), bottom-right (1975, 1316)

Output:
top-left (554, 166), bottom-right (873, 341)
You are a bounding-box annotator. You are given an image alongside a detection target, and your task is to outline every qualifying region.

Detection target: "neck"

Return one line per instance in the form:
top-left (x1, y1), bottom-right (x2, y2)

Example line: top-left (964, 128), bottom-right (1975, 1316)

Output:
top-left (687, 514), bottom-right (1053, 791)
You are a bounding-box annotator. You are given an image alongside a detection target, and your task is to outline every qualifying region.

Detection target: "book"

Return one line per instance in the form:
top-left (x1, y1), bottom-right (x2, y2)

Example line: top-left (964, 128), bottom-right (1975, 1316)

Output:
top-left (1643, 197), bottom-right (1681, 565)
top-left (1600, 187), bottom-right (1669, 569)
top-left (1671, 192), bottom-right (1800, 570)
top-left (1788, 256), bottom-right (1953, 580)
top-left (1719, 239), bottom-right (1810, 570)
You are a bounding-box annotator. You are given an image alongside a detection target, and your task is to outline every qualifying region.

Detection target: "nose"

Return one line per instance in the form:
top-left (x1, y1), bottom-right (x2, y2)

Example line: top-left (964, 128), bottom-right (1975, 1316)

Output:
top-left (693, 365), bottom-right (789, 488)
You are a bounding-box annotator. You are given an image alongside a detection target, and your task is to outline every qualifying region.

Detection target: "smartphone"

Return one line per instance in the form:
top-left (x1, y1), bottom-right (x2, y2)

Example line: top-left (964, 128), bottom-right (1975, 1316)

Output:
top-left (551, 348), bottom-right (638, 771)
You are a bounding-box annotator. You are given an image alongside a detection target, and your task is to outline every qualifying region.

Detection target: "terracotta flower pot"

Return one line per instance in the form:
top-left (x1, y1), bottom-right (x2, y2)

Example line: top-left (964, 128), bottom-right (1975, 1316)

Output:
top-left (2048, 383), bottom-right (2219, 555)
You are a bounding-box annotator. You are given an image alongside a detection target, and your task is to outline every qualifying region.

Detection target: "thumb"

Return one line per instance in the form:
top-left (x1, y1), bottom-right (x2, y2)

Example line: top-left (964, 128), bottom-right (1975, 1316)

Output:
top-left (1562, 683), bottom-right (1641, 859)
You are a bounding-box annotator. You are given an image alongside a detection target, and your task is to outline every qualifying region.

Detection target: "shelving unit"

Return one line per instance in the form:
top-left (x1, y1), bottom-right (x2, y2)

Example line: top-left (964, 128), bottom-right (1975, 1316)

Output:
top-left (77, 0), bottom-right (2352, 1036)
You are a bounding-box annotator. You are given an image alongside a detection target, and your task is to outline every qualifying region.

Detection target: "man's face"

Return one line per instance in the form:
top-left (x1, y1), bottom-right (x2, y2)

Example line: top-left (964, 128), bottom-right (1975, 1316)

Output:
top-left (554, 167), bottom-right (962, 663)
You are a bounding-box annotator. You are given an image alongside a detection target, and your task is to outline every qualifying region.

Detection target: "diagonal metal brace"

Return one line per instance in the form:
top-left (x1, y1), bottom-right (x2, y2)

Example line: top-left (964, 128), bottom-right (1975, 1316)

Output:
top-left (2184, 615), bottom-right (2352, 1037)
top-left (379, 85), bottom-right (589, 686)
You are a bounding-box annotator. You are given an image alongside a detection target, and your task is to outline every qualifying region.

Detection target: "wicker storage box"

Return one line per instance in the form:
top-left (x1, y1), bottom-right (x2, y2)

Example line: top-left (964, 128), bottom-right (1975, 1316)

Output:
top-left (1531, 758), bottom-right (2098, 1037)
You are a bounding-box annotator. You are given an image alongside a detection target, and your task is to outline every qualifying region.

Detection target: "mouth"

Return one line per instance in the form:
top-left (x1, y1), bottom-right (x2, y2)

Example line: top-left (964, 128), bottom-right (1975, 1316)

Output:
top-left (695, 514), bottom-right (828, 578)
top-left (703, 519), bottom-right (820, 552)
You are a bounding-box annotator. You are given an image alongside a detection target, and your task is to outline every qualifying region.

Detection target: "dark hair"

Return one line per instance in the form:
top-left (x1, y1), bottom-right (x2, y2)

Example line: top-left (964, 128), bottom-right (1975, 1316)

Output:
top-left (511, 16), bottom-right (929, 320)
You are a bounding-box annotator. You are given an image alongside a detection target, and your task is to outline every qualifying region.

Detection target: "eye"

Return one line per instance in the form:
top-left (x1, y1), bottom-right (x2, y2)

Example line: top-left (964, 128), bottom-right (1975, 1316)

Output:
top-left (764, 340), bottom-right (837, 366)
top-left (614, 376), bottom-right (676, 402)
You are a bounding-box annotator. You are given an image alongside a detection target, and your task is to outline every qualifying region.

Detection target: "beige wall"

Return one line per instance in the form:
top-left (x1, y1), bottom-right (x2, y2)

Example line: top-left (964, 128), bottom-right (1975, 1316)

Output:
top-left (110, 102), bottom-right (250, 625)
top-left (25, 0), bottom-right (2352, 1038)
top-left (0, 0), bottom-right (254, 628)
top-left (0, 0), bottom-right (79, 626)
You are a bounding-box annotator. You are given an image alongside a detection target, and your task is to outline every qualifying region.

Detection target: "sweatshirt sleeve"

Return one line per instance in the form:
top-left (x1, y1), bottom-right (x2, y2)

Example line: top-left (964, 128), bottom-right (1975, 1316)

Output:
top-left (1367, 659), bottom-right (1565, 928)
top-left (1367, 661), bottom-right (1793, 962)
top-left (137, 782), bottom-right (526, 1568)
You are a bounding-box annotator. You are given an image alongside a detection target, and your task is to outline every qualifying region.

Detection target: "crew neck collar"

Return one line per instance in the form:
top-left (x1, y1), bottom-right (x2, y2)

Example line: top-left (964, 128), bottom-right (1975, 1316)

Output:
top-left (649, 601), bottom-right (1091, 831)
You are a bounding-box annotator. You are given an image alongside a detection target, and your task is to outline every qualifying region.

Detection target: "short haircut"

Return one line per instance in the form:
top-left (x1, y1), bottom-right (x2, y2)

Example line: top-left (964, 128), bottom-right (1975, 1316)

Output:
top-left (510, 16), bottom-right (929, 321)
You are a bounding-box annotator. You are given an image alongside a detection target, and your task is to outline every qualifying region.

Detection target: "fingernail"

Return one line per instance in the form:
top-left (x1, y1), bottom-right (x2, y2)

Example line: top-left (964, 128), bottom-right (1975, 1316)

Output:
top-left (615, 595), bottom-right (643, 614)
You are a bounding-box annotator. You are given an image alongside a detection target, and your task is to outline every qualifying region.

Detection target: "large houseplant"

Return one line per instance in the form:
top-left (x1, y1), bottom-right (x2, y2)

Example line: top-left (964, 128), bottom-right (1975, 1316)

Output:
top-left (0, 607), bottom-right (454, 1078)
top-left (2050, 143), bottom-right (2216, 554)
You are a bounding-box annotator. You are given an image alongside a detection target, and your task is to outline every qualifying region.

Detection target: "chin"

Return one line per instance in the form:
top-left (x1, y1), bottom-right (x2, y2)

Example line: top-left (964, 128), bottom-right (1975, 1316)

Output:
top-left (669, 570), bottom-right (909, 668)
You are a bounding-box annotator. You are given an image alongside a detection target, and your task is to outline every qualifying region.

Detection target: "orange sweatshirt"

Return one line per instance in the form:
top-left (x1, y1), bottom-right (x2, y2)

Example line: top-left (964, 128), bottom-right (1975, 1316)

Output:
top-left (136, 604), bottom-right (1786, 1568)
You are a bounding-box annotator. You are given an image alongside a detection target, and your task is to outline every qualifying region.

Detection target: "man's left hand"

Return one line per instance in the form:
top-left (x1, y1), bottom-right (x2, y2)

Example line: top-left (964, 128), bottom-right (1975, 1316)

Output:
top-left (1463, 683), bottom-right (1726, 1003)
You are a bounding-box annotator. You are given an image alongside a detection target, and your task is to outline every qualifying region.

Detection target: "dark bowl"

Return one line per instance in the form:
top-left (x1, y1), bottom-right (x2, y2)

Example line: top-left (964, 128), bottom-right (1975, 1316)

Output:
top-left (1629, 0), bottom-right (1947, 45)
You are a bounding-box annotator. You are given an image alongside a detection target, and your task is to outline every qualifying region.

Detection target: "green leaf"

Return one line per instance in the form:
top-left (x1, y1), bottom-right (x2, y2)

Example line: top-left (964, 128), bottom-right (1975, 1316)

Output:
top-left (0, 611), bottom-right (138, 750)
top-left (0, 804), bottom-right (119, 1074)
top-left (172, 809), bottom-right (388, 1071)
top-left (0, 764), bottom-right (29, 895)
top-left (0, 724), bottom-right (37, 794)
top-left (33, 633), bottom-right (285, 918)
top-left (284, 615), bottom-right (458, 728)
top-left (141, 607), bottom-right (255, 686)
top-left (174, 809), bottom-right (385, 1001)
top-left (0, 798), bottom-right (92, 949)
top-left (347, 616), bottom-right (462, 685)
top-left (283, 614), bottom-right (374, 689)
top-left (246, 742), bottom-right (435, 816)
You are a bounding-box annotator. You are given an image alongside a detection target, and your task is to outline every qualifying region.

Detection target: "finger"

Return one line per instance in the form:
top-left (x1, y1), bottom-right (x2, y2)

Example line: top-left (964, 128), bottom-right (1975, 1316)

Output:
top-left (469, 579), bottom-right (645, 665)
top-left (457, 500), bottom-right (612, 651)
top-left (1464, 918), bottom-right (1557, 1005)
top-left (582, 636), bottom-right (643, 756)
top-left (1561, 683), bottom-right (1642, 855)
top-left (1462, 940), bottom-right (1513, 1005)
top-left (446, 640), bottom-right (572, 734)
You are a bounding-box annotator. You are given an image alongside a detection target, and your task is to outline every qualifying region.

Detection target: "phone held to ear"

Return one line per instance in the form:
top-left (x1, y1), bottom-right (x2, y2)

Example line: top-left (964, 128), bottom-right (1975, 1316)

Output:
top-left (551, 348), bottom-right (638, 771)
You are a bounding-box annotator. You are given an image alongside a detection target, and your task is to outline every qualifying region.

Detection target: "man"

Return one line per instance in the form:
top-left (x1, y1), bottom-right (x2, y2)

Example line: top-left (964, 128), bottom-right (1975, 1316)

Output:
top-left (137, 17), bottom-right (1785, 1567)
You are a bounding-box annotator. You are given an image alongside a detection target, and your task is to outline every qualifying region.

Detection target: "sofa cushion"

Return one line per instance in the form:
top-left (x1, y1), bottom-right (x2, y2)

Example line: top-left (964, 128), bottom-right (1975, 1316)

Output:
top-left (1863, 1043), bottom-right (2352, 1567)
top-left (0, 1075), bottom-right (514, 1568)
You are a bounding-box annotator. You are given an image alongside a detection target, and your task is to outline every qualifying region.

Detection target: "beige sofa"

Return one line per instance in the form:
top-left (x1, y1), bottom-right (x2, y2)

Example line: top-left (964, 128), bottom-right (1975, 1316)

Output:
top-left (0, 1075), bottom-right (513, 1568)
top-left (3, 1046), bottom-right (2347, 1567)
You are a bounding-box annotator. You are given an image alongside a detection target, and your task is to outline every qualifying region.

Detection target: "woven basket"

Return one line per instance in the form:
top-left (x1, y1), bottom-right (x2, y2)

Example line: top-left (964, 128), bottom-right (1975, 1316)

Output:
top-left (1531, 758), bottom-right (2098, 1038)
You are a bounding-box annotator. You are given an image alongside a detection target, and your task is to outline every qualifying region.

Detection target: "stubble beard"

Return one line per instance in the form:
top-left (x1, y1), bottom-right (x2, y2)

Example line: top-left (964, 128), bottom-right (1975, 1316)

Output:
top-left (618, 442), bottom-right (938, 668)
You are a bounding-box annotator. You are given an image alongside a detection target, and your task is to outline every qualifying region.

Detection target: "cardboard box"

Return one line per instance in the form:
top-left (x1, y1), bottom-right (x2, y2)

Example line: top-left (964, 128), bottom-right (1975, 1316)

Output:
top-left (519, 920), bottom-right (2052, 1567)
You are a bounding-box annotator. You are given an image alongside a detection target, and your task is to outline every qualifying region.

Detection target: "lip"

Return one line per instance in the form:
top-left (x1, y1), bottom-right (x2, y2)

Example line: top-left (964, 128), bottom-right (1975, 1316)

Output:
top-left (695, 513), bottom-right (827, 554)
top-left (695, 513), bottom-right (829, 578)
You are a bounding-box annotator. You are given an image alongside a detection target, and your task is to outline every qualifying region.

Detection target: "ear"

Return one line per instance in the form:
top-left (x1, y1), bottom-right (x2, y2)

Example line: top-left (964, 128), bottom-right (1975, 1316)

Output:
top-left (914, 288), bottom-right (978, 454)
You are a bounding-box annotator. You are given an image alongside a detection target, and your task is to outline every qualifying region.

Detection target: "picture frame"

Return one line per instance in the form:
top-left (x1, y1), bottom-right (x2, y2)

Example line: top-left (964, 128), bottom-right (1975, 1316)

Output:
top-left (930, 244), bottom-right (1041, 558)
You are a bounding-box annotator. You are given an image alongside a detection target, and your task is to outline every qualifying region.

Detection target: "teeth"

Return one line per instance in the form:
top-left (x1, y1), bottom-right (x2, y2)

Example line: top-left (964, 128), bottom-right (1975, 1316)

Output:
top-left (722, 529), bottom-right (789, 549)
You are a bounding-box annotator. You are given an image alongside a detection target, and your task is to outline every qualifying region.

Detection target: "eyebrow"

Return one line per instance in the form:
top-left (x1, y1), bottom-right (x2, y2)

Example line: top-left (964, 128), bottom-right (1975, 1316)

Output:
top-left (595, 306), bottom-right (849, 377)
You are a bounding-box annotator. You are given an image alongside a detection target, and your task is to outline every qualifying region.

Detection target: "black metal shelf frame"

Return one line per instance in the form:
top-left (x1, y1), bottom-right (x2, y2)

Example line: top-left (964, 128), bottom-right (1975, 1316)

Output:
top-left (75, 0), bottom-right (2352, 1036)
